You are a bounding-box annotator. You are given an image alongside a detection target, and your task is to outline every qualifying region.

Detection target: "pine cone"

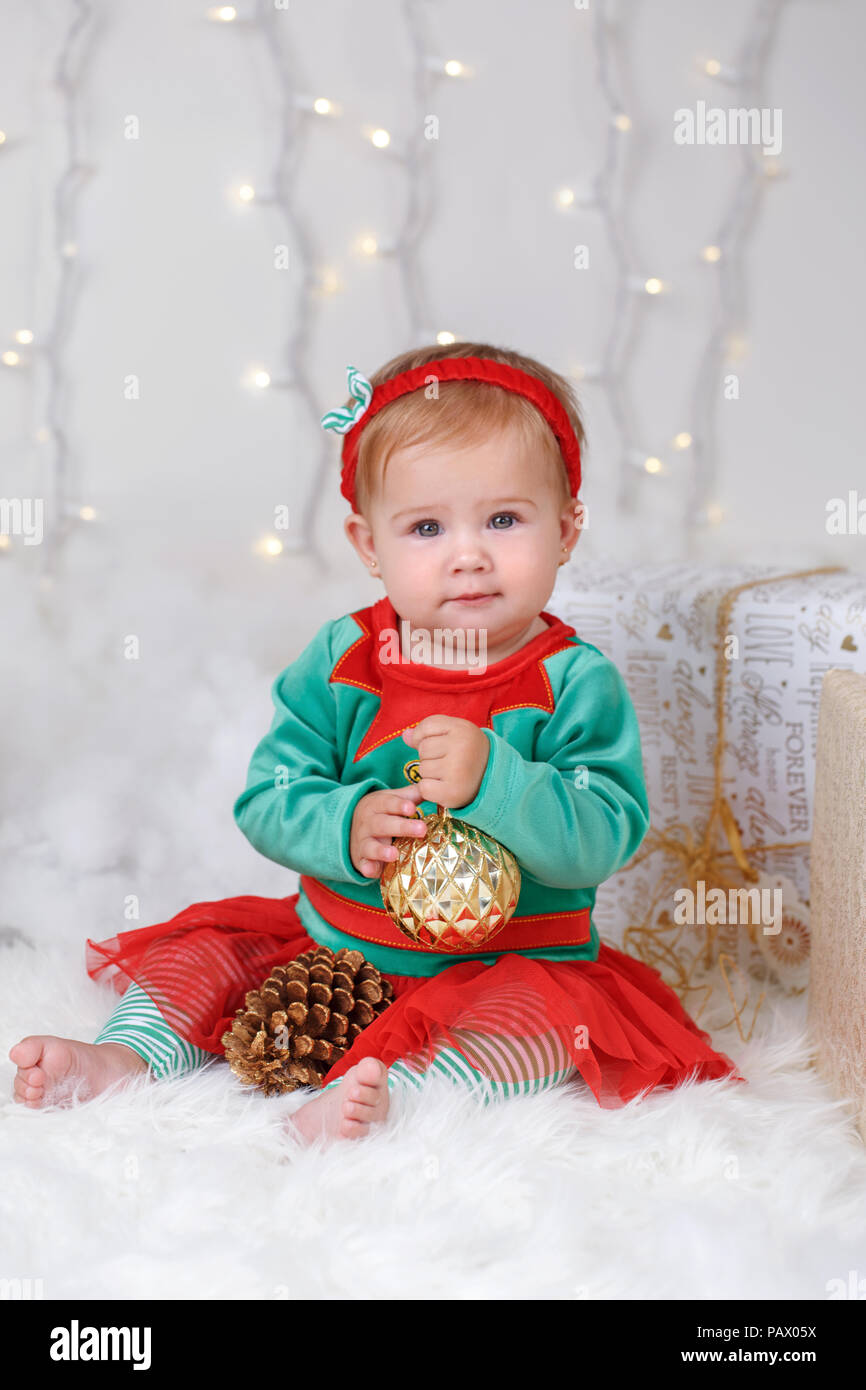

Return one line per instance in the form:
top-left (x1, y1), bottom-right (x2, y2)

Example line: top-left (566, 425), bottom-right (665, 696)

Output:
top-left (221, 946), bottom-right (395, 1096)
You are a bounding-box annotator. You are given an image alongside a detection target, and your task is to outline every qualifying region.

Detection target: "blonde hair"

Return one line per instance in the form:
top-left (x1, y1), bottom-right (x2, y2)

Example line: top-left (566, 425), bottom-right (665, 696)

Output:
top-left (344, 341), bottom-right (586, 516)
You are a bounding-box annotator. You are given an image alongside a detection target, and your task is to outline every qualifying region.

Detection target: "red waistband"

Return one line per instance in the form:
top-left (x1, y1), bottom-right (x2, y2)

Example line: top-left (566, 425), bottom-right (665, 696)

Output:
top-left (299, 875), bottom-right (592, 953)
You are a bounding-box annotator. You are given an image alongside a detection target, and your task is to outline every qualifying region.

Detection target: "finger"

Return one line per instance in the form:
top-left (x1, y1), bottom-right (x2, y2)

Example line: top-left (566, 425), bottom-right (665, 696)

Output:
top-left (358, 858), bottom-right (384, 878)
top-left (414, 746), bottom-right (449, 763)
top-left (383, 788), bottom-right (425, 816)
top-left (412, 779), bottom-right (448, 804)
top-left (370, 814), bottom-right (429, 839)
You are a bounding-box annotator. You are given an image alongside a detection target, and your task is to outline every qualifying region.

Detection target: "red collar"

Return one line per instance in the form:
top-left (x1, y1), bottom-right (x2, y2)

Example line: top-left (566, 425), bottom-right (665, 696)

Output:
top-left (331, 596), bottom-right (578, 762)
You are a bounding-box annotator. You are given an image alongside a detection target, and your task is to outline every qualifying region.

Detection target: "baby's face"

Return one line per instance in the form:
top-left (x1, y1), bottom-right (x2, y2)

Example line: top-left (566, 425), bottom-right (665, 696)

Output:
top-left (349, 425), bottom-right (579, 657)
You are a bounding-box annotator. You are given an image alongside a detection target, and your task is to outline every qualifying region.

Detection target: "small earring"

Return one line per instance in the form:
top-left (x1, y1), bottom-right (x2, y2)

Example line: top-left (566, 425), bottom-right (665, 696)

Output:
top-left (369, 559), bottom-right (377, 569)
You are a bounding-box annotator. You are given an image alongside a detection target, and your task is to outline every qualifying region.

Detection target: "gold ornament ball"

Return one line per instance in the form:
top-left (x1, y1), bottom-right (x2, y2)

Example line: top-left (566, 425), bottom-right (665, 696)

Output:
top-left (380, 803), bottom-right (521, 952)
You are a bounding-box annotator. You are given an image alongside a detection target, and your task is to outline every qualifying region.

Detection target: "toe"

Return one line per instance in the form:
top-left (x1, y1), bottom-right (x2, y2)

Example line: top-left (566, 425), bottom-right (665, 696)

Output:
top-left (9, 1037), bottom-right (44, 1069)
top-left (355, 1056), bottom-right (387, 1086)
top-left (339, 1115), bottom-right (369, 1140)
top-left (351, 1082), bottom-right (384, 1107)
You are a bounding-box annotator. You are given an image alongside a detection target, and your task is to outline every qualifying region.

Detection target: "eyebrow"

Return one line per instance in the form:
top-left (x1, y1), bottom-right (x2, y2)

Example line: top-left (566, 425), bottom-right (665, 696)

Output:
top-left (389, 497), bottom-right (539, 521)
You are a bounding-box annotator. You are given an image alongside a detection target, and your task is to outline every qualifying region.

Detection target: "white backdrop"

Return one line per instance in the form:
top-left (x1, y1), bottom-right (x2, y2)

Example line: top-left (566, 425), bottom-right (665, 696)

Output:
top-left (1, 0), bottom-right (864, 593)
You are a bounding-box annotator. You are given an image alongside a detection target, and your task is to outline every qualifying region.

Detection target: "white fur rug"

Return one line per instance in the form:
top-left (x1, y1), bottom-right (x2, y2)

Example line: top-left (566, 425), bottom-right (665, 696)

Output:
top-left (3, 936), bottom-right (866, 1301)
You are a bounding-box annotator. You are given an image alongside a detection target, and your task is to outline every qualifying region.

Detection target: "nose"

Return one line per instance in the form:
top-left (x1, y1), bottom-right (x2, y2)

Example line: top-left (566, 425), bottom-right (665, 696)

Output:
top-left (447, 528), bottom-right (493, 573)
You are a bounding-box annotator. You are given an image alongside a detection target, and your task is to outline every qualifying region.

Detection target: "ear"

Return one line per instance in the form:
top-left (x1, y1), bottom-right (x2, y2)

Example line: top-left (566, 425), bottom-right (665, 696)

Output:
top-left (559, 499), bottom-right (583, 559)
top-left (343, 511), bottom-right (378, 568)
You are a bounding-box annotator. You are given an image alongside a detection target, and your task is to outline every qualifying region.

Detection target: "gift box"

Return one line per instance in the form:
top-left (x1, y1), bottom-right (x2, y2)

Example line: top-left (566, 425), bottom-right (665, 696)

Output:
top-left (808, 669), bottom-right (866, 1143)
top-left (551, 562), bottom-right (866, 1025)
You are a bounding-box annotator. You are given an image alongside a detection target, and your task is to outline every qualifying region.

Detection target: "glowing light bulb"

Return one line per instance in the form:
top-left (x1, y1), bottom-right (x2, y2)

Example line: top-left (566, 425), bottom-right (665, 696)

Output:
top-left (556, 187), bottom-right (576, 208)
top-left (727, 333), bottom-right (748, 360)
top-left (258, 535), bottom-right (283, 557)
top-left (237, 184), bottom-right (255, 202)
top-left (672, 432), bottom-right (693, 450)
top-left (15, 329), bottom-right (34, 344)
top-left (79, 505), bottom-right (97, 521)
top-left (705, 59), bottom-right (722, 76)
top-left (2, 350), bottom-right (20, 366)
top-left (313, 98), bottom-right (333, 115)
top-left (208, 6), bottom-right (237, 21)
top-left (702, 245), bottom-right (722, 263)
top-left (370, 128), bottom-right (391, 148)
top-left (358, 236), bottom-right (378, 256)
top-left (0, 131), bottom-right (7, 145)
top-left (253, 371), bottom-right (271, 389)
top-left (613, 113), bottom-right (631, 132)
top-left (445, 60), bottom-right (464, 76)
top-left (318, 268), bottom-right (340, 295)
top-left (436, 331), bottom-right (456, 345)
top-left (706, 503), bottom-right (725, 524)
top-left (644, 277), bottom-right (663, 295)
top-left (644, 456), bottom-right (663, 474)
top-left (0, 535), bottom-right (10, 550)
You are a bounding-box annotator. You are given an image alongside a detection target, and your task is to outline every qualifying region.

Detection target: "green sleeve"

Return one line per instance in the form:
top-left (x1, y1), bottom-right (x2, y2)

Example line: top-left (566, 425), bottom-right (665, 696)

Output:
top-left (232, 620), bottom-right (385, 886)
top-left (448, 646), bottom-right (650, 890)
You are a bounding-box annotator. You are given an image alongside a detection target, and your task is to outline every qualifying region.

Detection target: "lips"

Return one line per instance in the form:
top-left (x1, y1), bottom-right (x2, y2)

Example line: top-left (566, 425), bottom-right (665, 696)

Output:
top-left (451, 592), bottom-right (498, 601)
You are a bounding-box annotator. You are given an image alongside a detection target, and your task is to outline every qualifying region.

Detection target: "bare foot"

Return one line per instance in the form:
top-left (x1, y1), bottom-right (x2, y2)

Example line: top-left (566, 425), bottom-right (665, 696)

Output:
top-left (9, 1035), bottom-right (149, 1108)
top-left (288, 1056), bottom-right (390, 1145)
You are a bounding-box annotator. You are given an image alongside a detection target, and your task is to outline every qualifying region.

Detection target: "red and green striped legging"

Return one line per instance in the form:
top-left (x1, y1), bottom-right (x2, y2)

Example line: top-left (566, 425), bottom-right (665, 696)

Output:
top-left (93, 981), bottom-right (581, 1102)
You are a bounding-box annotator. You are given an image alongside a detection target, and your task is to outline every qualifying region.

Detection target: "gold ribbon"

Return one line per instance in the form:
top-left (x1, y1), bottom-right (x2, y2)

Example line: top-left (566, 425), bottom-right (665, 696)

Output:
top-left (620, 566), bottom-right (846, 1042)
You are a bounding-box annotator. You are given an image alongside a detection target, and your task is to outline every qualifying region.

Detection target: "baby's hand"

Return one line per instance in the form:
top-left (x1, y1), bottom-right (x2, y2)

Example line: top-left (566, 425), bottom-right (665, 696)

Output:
top-left (401, 715), bottom-right (490, 810)
top-left (350, 787), bottom-right (428, 878)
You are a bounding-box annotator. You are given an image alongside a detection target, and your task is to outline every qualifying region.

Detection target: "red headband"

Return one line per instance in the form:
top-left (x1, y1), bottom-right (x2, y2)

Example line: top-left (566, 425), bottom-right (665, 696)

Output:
top-left (336, 356), bottom-right (582, 509)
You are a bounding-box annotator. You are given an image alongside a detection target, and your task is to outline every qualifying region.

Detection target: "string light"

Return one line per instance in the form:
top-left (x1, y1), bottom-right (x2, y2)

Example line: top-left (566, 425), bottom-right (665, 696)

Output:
top-left (27, 0), bottom-right (100, 580)
top-left (574, 0), bottom-right (791, 537)
top-left (685, 0), bottom-right (791, 538)
top-left (210, 3), bottom-right (467, 562)
top-left (582, 1), bottom-right (681, 510)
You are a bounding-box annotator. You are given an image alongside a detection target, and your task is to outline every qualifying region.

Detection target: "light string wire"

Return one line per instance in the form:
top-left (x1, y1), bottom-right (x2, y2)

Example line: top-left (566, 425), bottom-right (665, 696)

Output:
top-left (246, 0), bottom-right (334, 572)
top-left (391, 0), bottom-right (439, 344)
top-left (588, 0), bottom-right (651, 516)
top-left (582, 0), bottom-right (789, 534)
top-left (685, 0), bottom-right (790, 540)
top-left (31, 0), bottom-right (98, 587)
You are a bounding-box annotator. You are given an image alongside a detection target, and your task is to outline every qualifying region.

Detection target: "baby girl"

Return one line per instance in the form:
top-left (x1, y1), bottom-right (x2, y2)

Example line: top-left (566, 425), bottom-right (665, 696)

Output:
top-left (10, 341), bottom-right (743, 1141)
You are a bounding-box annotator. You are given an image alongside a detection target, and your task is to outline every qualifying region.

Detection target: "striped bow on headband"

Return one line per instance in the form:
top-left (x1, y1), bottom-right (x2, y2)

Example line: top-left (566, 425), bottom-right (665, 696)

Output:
top-left (319, 365), bottom-right (373, 435)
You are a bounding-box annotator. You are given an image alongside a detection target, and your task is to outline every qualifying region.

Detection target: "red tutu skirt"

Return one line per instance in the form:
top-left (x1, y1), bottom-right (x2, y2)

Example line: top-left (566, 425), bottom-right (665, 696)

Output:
top-left (85, 892), bottom-right (745, 1109)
